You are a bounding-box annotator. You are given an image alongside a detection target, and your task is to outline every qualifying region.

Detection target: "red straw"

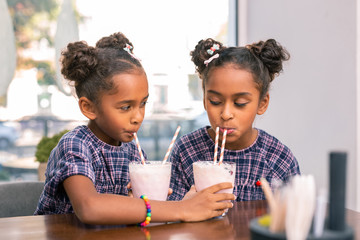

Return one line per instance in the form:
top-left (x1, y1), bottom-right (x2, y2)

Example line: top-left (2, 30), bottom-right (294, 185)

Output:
top-left (162, 126), bottom-right (181, 164)
top-left (213, 127), bottom-right (219, 165)
top-left (133, 132), bottom-right (145, 165)
top-left (218, 130), bottom-right (227, 165)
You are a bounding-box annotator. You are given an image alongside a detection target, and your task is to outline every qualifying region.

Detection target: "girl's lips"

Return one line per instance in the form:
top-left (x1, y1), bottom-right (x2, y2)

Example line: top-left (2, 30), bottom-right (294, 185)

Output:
top-left (127, 131), bottom-right (136, 137)
top-left (220, 128), bottom-right (235, 134)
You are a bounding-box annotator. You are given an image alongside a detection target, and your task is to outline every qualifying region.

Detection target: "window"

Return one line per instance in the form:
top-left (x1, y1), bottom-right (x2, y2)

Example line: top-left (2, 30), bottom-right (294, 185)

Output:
top-left (0, 0), bottom-right (230, 181)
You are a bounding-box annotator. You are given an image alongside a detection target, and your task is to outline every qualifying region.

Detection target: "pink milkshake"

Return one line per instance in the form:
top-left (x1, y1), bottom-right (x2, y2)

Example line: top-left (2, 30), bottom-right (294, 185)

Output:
top-left (129, 161), bottom-right (171, 201)
top-left (193, 161), bottom-right (236, 194)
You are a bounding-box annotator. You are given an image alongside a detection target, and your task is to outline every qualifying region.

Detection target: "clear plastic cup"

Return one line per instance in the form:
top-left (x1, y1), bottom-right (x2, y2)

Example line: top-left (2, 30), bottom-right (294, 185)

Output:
top-left (193, 161), bottom-right (236, 194)
top-left (129, 161), bottom-right (171, 201)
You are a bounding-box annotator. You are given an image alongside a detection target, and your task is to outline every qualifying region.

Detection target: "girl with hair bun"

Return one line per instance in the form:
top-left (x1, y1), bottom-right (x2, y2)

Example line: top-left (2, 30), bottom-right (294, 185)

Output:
top-left (169, 38), bottom-right (301, 201)
top-left (35, 32), bottom-right (235, 225)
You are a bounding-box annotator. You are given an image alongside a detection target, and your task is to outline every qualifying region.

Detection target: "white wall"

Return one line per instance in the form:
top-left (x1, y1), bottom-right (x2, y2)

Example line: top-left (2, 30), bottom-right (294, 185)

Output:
top-left (242, 0), bottom-right (358, 210)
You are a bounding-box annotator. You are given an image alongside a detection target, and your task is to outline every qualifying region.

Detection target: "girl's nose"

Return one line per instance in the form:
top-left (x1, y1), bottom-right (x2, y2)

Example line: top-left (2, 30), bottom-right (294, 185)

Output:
top-left (221, 104), bottom-right (234, 121)
top-left (131, 108), bottom-right (144, 125)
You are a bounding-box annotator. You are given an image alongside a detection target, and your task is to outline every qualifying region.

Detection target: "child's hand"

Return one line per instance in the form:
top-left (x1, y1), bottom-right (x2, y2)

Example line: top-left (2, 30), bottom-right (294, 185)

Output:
top-left (168, 188), bottom-right (173, 196)
top-left (126, 183), bottom-right (133, 197)
top-left (183, 185), bottom-right (197, 200)
top-left (179, 182), bottom-right (235, 222)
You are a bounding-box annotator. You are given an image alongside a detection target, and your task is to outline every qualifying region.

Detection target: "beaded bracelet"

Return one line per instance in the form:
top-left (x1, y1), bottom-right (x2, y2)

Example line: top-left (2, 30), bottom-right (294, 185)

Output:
top-left (138, 195), bottom-right (151, 227)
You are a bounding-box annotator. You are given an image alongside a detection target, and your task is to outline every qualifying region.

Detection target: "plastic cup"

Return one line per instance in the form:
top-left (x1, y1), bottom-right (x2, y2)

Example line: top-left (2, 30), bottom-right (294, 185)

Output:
top-left (193, 161), bottom-right (236, 194)
top-left (129, 161), bottom-right (171, 201)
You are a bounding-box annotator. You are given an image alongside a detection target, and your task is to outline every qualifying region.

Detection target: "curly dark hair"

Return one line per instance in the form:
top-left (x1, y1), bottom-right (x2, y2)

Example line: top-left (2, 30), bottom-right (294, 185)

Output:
top-left (60, 32), bottom-right (144, 105)
top-left (190, 38), bottom-right (290, 99)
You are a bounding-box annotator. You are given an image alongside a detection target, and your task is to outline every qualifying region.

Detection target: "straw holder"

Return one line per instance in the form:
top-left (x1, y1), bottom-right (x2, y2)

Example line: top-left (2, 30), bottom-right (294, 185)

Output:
top-left (249, 152), bottom-right (354, 240)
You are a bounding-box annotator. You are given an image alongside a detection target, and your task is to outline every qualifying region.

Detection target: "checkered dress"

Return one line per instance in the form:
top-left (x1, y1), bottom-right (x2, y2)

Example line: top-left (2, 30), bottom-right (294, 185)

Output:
top-left (34, 125), bottom-right (145, 215)
top-left (168, 127), bottom-right (300, 201)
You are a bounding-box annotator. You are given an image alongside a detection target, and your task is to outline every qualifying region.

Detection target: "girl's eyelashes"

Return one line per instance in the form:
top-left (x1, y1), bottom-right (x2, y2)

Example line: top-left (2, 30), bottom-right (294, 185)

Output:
top-left (209, 99), bottom-right (248, 107)
top-left (235, 102), bottom-right (248, 107)
top-left (209, 99), bottom-right (221, 105)
top-left (140, 101), bottom-right (148, 107)
top-left (119, 101), bottom-right (147, 111)
top-left (120, 105), bottom-right (131, 111)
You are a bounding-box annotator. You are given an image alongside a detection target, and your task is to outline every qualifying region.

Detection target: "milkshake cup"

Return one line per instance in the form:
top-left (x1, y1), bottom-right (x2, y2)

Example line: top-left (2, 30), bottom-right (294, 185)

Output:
top-left (129, 161), bottom-right (171, 201)
top-left (193, 161), bottom-right (236, 194)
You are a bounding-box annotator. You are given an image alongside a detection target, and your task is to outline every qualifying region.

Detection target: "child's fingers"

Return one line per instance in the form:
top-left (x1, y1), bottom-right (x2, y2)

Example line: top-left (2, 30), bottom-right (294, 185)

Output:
top-left (127, 189), bottom-right (133, 197)
top-left (215, 210), bottom-right (226, 218)
top-left (215, 200), bottom-right (234, 210)
top-left (212, 192), bottom-right (236, 202)
top-left (127, 182), bottom-right (133, 197)
top-left (168, 188), bottom-right (173, 196)
top-left (211, 209), bottom-right (228, 218)
top-left (209, 201), bottom-right (233, 219)
top-left (203, 182), bottom-right (233, 194)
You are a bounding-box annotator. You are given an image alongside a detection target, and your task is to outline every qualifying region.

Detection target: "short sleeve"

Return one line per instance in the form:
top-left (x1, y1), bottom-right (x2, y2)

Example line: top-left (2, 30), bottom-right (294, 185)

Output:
top-left (47, 137), bottom-right (96, 184)
top-left (35, 136), bottom-right (97, 214)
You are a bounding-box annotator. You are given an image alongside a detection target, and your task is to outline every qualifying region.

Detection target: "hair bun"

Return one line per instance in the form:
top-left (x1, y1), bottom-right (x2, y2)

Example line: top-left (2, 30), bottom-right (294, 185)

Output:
top-left (190, 38), bottom-right (225, 76)
top-left (247, 39), bottom-right (290, 80)
top-left (95, 32), bottom-right (134, 53)
top-left (60, 41), bottom-right (98, 85)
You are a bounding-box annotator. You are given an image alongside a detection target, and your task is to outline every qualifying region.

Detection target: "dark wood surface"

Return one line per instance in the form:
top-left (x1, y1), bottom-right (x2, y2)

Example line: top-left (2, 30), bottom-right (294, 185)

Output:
top-left (0, 200), bottom-right (358, 240)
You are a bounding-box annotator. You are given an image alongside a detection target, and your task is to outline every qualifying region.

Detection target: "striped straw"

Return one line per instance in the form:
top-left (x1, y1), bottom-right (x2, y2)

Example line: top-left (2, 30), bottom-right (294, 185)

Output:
top-left (218, 130), bottom-right (227, 165)
top-left (162, 126), bottom-right (181, 164)
top-left (133, 132), bottom-right (145, 165)
top-left (213, 127), bottom-right (219, 165)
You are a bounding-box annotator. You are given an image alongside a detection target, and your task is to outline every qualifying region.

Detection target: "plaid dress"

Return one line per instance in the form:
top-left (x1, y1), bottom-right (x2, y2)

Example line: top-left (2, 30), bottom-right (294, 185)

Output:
top-left (34, 125), bottom-right (145, 215)
top-left (168, 127), bottom-right (300, 201)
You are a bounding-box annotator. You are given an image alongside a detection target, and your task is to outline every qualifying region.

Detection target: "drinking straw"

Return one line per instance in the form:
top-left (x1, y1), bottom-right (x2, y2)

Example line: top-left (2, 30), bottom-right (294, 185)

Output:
top-left (162, 125), bottom-right (181, 164)
top-left (285, 175), bottom-right (316, 239)
top-left (213, 127), bottom-right (219, 165)
top-left (133, 132), bottom-right (145, 165)
top-left (218, 129), bottom-right (227, 165)
top-left (260, 178), bottom-right (280, 232)
top-left (313, 188), bottom-right (327, 237)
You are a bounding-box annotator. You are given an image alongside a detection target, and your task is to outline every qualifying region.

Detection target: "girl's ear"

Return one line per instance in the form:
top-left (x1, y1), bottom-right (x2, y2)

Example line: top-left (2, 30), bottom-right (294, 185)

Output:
top-left (79, 97), bottom-right (97, 120)
top-left (257, 93), bottom-right (270, 115)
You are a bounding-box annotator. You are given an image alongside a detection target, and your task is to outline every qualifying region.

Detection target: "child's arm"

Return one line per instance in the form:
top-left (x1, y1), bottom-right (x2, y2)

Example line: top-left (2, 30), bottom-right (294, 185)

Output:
top-left (64, 175), bottom-right (234, 225)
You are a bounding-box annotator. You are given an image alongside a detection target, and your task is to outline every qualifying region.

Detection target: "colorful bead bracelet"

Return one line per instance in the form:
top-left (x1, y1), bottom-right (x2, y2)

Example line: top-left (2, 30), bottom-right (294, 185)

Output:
top-left (138, 195), bottom-right (151, 227)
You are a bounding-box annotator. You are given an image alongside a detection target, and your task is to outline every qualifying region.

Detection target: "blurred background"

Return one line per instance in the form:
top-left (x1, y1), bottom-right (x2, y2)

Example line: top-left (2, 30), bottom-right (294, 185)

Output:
top-left (0, 0), bottom-right (359, 212)
top-left (0, 0), bottom-right (226, 180)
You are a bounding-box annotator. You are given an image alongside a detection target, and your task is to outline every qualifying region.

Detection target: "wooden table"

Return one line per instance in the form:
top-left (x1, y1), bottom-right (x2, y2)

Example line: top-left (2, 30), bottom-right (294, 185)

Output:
top-left (0, 200), bottom-right (358, 240)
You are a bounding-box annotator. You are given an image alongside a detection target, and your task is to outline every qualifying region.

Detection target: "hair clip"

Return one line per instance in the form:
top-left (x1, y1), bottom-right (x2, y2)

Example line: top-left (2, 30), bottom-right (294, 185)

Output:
top-left (207, 44), bottom-right (220, 55)
top-left (123, 43), bottom-right (141, 61)
top-left (123, 43), bottom-right (133, 53)
top-left (204, 53), bottom-right (219, 66)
